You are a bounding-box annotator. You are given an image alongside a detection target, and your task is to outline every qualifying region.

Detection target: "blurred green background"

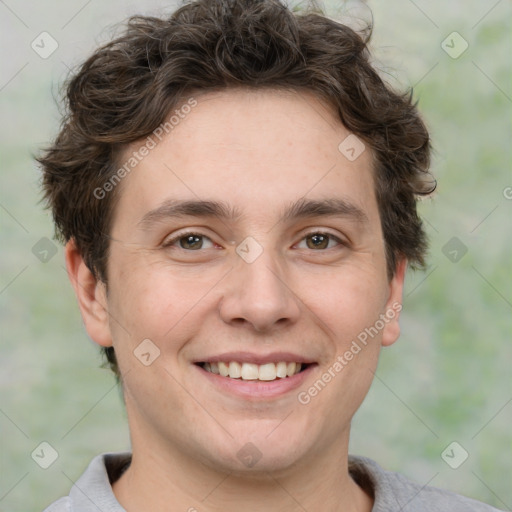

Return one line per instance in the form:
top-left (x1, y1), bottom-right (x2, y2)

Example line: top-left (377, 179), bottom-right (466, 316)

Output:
top-left (1, 1), bottom-right (510, 510)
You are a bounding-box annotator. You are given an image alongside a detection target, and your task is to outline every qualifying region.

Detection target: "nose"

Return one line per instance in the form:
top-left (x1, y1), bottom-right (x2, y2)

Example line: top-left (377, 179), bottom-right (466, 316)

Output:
top-left (219, 246), bottom-right (301, 333)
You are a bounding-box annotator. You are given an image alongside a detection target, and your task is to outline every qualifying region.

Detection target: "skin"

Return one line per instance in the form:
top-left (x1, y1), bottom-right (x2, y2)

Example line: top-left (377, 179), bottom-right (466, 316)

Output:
top-left (66, 88), bottom-right (406, 512)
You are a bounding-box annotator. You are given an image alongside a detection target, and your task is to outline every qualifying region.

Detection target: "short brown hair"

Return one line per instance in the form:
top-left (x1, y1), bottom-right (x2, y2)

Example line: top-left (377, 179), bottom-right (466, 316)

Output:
top-left (38, 0), bottom-right (434, 377)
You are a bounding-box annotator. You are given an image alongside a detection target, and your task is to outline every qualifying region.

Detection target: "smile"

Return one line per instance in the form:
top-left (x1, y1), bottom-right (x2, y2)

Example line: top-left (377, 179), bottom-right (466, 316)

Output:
top-left (198, 361), bottom-right (306, 381)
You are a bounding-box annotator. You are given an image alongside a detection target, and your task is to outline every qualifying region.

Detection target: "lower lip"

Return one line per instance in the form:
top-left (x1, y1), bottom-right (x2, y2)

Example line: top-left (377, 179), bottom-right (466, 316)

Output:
top-left (195, 364), bottom-right (316, 399)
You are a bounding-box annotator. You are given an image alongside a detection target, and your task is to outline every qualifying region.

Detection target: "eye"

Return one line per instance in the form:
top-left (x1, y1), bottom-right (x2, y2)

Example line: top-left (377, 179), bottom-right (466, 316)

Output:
top-left (296, 232), bottom-right (344, 250)
top-left (163, 232), bottom-right (216, 251)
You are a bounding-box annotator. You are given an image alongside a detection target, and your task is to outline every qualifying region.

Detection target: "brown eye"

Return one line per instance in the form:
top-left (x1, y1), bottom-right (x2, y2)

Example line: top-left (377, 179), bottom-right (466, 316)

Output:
top-left (164, 233), bottom-right (215, 250)
top-left (306, 234), bottom-right (329, 249)
top-left (297, 232), bottom-right (343, 250)
top-left (179, 234), bottom-right (204, 250)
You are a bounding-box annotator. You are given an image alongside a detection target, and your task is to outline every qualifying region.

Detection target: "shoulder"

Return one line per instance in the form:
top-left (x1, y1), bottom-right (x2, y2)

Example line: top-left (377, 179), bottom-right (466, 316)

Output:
top-left (42, 452), bottom-right (131, 512)
top-left (348, 455), bottom-right (504, 512)
top-left (42, 497), bottom-right (72, 511)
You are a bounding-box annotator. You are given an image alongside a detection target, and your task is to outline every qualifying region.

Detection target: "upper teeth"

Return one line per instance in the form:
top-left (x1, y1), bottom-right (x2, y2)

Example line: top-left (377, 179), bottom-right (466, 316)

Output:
top-left (203, 361), bottom-right (302, 381)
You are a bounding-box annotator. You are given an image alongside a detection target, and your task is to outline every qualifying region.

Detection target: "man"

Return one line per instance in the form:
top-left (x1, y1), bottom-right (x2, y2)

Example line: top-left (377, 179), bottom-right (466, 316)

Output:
top-left (38, 0), bottom-right (502, 510)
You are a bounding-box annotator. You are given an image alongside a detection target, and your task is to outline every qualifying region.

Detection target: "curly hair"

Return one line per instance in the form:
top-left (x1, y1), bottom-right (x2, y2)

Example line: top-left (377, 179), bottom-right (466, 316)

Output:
top-left (37, 0), bottom-right (434, 378)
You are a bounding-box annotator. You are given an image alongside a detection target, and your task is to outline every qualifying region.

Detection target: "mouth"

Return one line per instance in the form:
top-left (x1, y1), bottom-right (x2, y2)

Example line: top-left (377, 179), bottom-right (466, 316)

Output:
top-left (193, 352), bottom-right (318, 399)
top-left (196, 361), bottom-right (311, 382)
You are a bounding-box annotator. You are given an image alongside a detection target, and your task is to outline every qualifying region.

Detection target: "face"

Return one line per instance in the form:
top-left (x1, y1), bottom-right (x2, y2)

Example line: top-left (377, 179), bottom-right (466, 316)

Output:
top-left (70, 88), bottom-right (405, 475)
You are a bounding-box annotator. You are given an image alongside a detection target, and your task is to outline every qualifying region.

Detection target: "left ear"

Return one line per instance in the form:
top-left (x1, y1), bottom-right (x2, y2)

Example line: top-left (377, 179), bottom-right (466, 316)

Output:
top-left (381, 258), bottom-right (407, 347)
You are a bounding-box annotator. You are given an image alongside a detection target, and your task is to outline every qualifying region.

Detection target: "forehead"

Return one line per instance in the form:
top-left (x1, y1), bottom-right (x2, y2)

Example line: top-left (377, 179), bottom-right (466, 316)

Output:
top-left (114, 88), bottom-right (378, 229)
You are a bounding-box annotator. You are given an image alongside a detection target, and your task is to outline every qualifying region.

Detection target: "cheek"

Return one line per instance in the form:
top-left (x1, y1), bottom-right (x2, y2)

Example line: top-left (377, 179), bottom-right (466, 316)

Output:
top-left (301, 265), bottom-right (389, 335)
top-left (107, 262), bottom-right (220, 348)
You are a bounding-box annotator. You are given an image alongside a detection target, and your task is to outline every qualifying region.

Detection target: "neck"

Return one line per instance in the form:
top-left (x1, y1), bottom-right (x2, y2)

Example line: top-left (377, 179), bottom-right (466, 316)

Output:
top-left (113, 430), bottom-right (373, 512)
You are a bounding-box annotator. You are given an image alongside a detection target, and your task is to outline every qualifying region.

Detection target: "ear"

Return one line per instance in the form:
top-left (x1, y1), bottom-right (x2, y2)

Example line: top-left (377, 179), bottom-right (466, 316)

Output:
top-left (381, 258), bottom-right (407, 347)
top-left (65, 239), bottom-right (113, 348)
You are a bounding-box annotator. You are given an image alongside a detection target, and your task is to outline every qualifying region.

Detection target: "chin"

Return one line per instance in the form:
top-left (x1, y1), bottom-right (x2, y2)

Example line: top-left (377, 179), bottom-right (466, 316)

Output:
top-left (209, 448), bottom-right (307, 479)
top-left (199, 422), bottom-right (312, 477)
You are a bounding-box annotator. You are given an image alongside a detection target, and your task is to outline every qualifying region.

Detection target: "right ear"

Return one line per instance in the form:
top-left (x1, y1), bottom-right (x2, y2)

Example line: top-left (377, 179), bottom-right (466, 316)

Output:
top-left (65, 239), bottom-right (113, 348)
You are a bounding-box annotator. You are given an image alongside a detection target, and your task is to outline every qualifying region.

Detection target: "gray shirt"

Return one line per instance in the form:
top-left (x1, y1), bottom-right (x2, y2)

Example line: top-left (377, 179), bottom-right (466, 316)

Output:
top-left (43, 452), bottom-right (504, 511)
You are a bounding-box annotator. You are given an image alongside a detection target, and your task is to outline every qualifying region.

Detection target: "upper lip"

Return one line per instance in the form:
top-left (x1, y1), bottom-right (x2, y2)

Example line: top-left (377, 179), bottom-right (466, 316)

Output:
top-left (194, 351), bottom-right (316, 365)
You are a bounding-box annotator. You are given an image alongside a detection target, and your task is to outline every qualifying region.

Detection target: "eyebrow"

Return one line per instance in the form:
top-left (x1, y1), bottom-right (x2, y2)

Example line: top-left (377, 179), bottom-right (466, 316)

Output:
top-left (138, 199), bottom-right (243, 228)
top-left (137, 197), bottom-right (368, 229)
top-left (279, 197), bottom-right (368, 225)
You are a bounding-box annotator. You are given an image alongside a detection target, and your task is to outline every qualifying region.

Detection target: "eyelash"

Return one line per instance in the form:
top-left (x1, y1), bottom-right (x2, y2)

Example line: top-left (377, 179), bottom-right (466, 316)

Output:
top-left (162, 230), bottom-right (346, 251)
top-left (296, 232), bottom-right (346, 250)
top-left (162, 231), bottom-right (217, 250)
